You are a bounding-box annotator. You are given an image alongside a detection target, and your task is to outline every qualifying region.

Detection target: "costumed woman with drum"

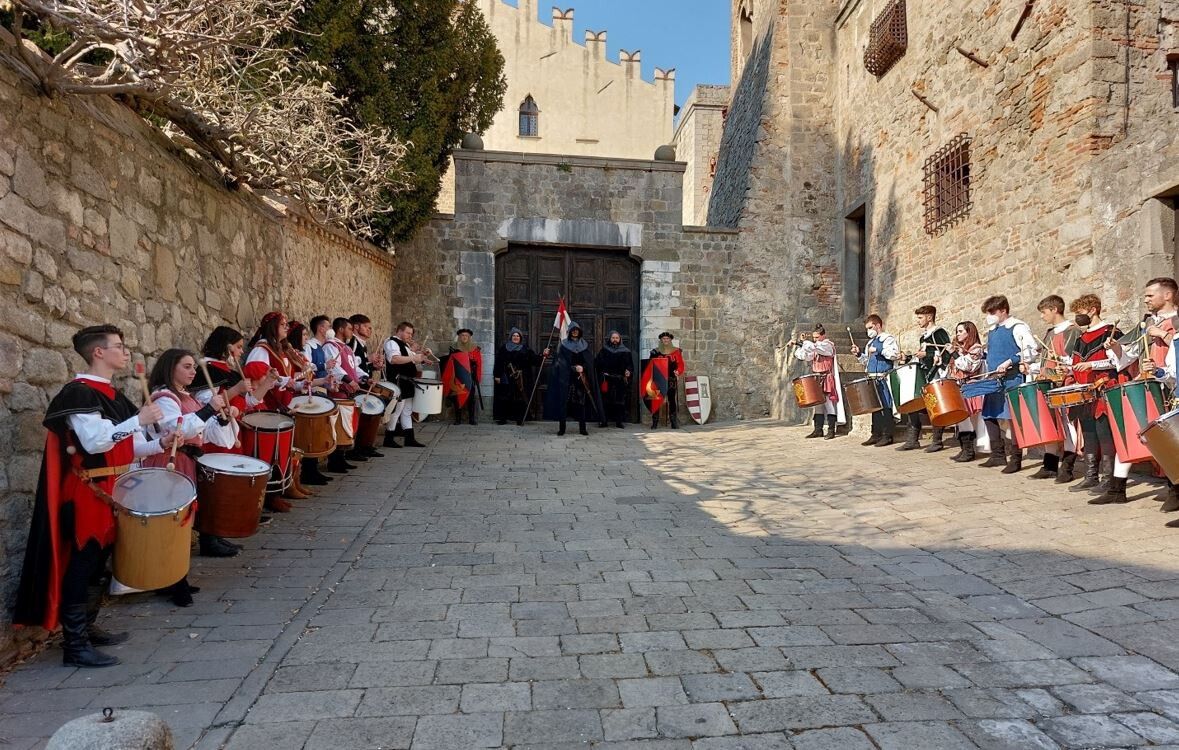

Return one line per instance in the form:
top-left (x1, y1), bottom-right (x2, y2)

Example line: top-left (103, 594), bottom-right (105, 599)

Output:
top-left (943, 321), bottom-right (988, 463)
top-left (792, 324), bottom-right (844, 440)
top-left (13, 324), bottom-right (179, 667)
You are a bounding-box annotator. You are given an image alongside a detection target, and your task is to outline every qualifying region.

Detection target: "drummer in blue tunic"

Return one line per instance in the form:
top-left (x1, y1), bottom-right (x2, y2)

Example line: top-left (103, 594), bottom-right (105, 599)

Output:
top-left (851, 314), bottom-right (901, 447)
top-left (976, 295), bottom-right (1040, 474)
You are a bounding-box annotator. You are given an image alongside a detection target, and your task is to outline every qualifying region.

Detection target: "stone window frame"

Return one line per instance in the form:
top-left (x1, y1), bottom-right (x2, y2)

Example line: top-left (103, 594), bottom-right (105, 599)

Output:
top-left (922, 133), bottom-right (973, 235)
top-left (518, 95), bottom-right (540, 138)
top-left (863, 0), bottom-right (908, 78)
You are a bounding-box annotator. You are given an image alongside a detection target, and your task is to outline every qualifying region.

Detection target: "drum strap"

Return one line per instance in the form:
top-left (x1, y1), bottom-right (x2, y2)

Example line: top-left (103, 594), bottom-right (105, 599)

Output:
top-left (72, 468), bottom-right (125, 508)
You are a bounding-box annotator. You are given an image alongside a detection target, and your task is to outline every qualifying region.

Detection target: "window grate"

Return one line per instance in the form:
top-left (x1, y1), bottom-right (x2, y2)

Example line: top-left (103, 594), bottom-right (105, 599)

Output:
top-left (864, 0), bottom-right (907, 77)
top-left (923, 134), bottom-right (973, 235)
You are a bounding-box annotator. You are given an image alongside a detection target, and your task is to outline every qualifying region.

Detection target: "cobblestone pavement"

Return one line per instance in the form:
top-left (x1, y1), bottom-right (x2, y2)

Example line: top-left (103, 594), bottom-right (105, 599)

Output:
top-left (4, 419), bottom-right (1179, 749)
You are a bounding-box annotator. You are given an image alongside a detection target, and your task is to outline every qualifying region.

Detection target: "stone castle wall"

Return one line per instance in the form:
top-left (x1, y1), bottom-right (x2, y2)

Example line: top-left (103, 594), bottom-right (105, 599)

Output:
top-left (709, 0), bottom-right (1179, 423)
top-left (397, 150), bottom-right (742, 419)
top-left (830, 0), bottom-right (1179, 344)
top-left (0, 66), bottom-right (395, 662)
top-left (672, 85), bottom-right (730, 227)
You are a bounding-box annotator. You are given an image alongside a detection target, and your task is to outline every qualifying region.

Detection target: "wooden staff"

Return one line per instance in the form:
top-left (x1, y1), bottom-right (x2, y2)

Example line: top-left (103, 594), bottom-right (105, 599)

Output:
top-left (199, 357), bottom-right (241, 449)
top-left (165, 416), bottom-right (182, 471)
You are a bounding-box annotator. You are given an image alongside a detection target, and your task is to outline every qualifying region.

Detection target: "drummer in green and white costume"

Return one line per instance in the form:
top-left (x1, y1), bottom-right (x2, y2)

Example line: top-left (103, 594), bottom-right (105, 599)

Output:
top-left (898, 306), bottom-right (951, 452)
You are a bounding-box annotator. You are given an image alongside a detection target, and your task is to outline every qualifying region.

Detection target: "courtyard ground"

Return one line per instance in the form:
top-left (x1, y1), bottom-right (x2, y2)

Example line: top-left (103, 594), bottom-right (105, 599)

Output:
top-left (3, 419), bottom-right (1179, 749)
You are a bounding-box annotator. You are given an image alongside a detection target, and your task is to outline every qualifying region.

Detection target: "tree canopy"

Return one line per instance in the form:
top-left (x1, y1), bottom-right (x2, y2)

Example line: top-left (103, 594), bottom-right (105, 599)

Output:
top-left (291, 0), bottom-right (506, 244)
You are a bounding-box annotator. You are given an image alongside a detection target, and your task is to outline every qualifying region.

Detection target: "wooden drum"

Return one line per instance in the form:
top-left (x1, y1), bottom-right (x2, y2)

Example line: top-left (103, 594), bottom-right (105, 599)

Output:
top-left (922, 378), bottom-right (969, 427)
top-left (111, 468), bottom-right (196, 591)
top-left (1141, 408), bottom-right (1179, 482)
top-left (289, 395), bottom-right (338, 458)
top-left (845, 377), bottom-right (883, 416)
top-left (333, 398), bottom-right (358, 449)
top-left (195, 454), bottom-right (270, 538)
top-left (792, 374), bottom-right (826, 408)
top-left (1046, 383), bottom-right (1097, 410)
top-left (355, 393), bottom-right (385, 448)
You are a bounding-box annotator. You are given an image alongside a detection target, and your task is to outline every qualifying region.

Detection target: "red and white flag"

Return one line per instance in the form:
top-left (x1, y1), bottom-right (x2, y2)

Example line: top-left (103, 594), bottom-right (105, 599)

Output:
top-left (553, 297), bottom-right (572, 341)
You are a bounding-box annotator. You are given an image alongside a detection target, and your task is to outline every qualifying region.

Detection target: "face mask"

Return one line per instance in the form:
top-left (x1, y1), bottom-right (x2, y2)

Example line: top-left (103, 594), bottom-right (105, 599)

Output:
top-left (1075, 314), bottom-right (1091, 328)
top-left (866, 327), bottom-right (877, 337)
top-left (985, 314), bottom-right (999, 327)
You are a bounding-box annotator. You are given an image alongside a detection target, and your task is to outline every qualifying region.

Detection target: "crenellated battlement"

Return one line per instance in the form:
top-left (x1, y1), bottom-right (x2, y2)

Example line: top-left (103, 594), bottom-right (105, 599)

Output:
top-left (479, 0), bottom-right (673, 87)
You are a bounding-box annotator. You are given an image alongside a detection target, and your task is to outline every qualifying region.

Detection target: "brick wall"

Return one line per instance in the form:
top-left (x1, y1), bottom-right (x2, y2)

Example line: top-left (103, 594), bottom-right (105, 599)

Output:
top-left (0, 66), bottom-right (395, 663)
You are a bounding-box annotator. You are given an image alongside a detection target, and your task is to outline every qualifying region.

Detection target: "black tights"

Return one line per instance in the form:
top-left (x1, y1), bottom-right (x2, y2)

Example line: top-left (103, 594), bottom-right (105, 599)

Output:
top-left (61, 540), bottom-right (110, 611)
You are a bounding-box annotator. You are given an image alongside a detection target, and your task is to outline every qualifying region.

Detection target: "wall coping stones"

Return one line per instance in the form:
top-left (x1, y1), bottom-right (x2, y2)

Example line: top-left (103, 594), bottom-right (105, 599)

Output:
top-left (454, 149), bottom-right (687, 174)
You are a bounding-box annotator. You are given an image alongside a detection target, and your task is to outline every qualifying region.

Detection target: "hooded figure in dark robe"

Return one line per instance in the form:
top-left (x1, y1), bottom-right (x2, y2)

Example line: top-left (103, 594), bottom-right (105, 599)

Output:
top-left (595, 330), bottom-right (634, 428)
top-left (493, 327), bottom-right (542, 424)
top-left (543, 322), bottom-right (605, 436)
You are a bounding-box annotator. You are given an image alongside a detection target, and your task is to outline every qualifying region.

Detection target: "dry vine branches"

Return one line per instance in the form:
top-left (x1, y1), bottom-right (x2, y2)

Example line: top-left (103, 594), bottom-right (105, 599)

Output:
top-left (0, 0), bottom-right (409, 241)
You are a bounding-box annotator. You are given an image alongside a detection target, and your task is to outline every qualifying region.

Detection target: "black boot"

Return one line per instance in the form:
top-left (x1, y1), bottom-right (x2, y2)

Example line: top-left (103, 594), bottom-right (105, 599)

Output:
top-left (980, 426), bottom-right (1006, 468)
top-left (1070, 453), bottom-right (1100, 491)
top-left (327, 449), bottom-right (355, 473)
top-left (1096, 456), bottom-right (1115, 492)
top-left (1055, 451), bottom-right (1077, 483)
top-left (824, 415), bottom-right (838, 439)
top-left (85, 584), bottom-right (127, 647)
top-left (1162, 483), bottom-right (1179, 513)
top-left (897, 425), bottom-right (921, 451)
top-left (1001, 441), bottom-right (1023, 474)
top-left (599, 420), bottom-right (610, 428)
top-left (62, 604), bottom-right (119, 668)
top-left (345, 448), bottom-right (369, 463)
top-left (163, 577), bottom-right (195, 607)
top-left (952, 432), bottom-right (977, 462)
top-left (558, 420), bottom-right (566, 436)
top-left (924, 428), bottom-right (946, 453)
top-left (579, 425), bottom-right (589, 436)
top-left (383, 429), bottom-right (402, 448)
top-left (670, 413), bottom-right (679, 429)
top-left (874, 431), bottom-right (894, 447)
top-left (364, 446), bottom-right (385, 458)
top-left (616, 421), bottom-right (625, 429)
top-left (1089, 476), bottom-right (1129, 505)
top-left (301, 458), bottom-right (331, 485)
top-left (651, 415), bottom-right (659, 429)
top-left (403, 429), bottom-right (426, 448)
top-left (861, 432), bottom-right (879, 447)
top-left (1030, 453), bottom-right (1059, 480)
top-left (199, 534), bottom-right (240, 558)
top-left (805, 416), bottom-right (825, 438)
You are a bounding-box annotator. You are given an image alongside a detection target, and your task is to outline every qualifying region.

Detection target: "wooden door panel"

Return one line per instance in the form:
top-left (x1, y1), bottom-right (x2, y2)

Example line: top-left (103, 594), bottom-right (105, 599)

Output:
top-left (496, 245), bottom-right (640, 421)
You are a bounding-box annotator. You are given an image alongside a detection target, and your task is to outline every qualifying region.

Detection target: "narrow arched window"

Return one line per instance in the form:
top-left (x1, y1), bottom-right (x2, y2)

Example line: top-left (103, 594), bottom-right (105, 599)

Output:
top-left (519, 95), bottom-right (540, 137)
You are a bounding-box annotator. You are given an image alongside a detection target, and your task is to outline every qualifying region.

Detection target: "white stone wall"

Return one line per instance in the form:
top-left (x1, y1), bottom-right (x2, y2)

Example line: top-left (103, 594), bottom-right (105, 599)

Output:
top-left (438, 0), bottom-right (677, 212)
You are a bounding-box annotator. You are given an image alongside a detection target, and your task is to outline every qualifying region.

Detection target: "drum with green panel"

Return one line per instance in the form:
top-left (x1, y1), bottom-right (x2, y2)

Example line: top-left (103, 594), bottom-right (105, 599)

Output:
top-left (1005, 380), bottom-right (1064, 448)
top-left (1104, 379), bottom-right (1166, 464)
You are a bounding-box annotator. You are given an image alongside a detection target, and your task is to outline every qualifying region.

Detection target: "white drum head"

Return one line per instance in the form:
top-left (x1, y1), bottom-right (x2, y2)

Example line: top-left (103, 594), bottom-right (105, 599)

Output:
top-left (415, 379), bottom-right (443, 389)
top-left (290, 395), bottom-right (335, 414)
top-left (197, 454), bottom-right (270, 476)
top-left (377, 380), bottom-right (398, 392)
top-left (242, 412), bottom-right (295, 431)
top-left (113, 468), bottom-right (196, 515)
top-left (356, 394), bottom-right (386, 415)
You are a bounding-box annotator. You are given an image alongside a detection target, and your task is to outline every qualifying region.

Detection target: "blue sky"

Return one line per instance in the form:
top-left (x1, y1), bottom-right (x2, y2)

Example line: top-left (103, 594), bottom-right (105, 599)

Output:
top-left (500, 0), bottom-right (732, 109)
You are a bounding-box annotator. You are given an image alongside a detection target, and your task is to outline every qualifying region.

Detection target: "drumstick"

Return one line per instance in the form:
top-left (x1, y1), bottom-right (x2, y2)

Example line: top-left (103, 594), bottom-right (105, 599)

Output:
top-left (846, 327), bottom-right (856, 349)
top-left (166, 416), bottom-right (182, 471)
top-left (198, 357), bottom-right (241, 449)
top-left (135, 358), bottom-right (151, 402)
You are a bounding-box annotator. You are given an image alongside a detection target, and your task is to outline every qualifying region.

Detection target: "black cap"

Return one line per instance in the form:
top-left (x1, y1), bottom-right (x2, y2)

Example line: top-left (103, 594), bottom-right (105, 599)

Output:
top-left (658, 331), bottom-right (674, 340)
top-left (456, 328), bottom-right (473, 336)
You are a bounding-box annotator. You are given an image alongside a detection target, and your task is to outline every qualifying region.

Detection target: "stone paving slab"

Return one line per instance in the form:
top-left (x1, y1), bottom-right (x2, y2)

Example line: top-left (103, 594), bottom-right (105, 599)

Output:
top-left (3, 419), bottom-right (1179, 748)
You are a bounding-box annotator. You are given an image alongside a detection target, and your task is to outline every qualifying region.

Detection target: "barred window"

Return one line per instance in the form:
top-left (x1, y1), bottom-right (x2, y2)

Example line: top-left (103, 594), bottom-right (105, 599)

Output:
top-left (923, 134), bottom-right (972, 235)
top-left (518, 95), bottom-right (539, 137)
top-left (864, 0), bottom-right (907, 78)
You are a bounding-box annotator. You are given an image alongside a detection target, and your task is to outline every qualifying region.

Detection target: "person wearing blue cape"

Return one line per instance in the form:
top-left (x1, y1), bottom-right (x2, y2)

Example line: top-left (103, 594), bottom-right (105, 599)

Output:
top-left (543, 322), bottom-right (605, 436)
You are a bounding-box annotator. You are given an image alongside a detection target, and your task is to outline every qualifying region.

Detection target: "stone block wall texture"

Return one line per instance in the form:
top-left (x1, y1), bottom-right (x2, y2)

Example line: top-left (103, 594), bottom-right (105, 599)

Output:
top-left (714, 0), bottom-right (1179, 421)
top-left (0, 66), bottom-right (394, 663)
top-left (672, 85), bottom-right (730, 227)
top-left (397, 151), bottom-right (741, 421)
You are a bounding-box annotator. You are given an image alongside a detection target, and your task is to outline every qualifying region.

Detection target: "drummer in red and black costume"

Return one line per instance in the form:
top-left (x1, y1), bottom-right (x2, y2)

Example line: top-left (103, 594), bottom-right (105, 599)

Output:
top-left (1061, 295), bottom-right (1138, 505)
top-left (1027, 295), bottom-right (1081, 482)
top-left (143, 348), bottom-right (237, 602)
top-left (794, 324), bottom-right (844, 439)
top-left (13, 324), bottom-right (178, 668)
top-left (243, 311), bottom-right (317, 511)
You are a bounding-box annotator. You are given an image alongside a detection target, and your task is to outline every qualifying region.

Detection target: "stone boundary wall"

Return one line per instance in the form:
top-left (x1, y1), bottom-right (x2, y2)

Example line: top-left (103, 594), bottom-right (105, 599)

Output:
top-left (0, 65), bottom-right (395, 663)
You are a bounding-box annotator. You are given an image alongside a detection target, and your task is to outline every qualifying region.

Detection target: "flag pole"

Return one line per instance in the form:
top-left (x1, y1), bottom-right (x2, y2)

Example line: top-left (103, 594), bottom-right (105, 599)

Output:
top-left (519, 297), bottom-right (563, 427)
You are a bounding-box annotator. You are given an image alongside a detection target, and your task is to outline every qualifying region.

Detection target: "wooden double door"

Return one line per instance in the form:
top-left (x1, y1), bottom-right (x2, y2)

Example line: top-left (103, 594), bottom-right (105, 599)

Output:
top-left (496, 245), bottom-right (641, 421)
